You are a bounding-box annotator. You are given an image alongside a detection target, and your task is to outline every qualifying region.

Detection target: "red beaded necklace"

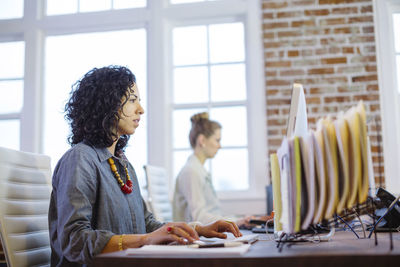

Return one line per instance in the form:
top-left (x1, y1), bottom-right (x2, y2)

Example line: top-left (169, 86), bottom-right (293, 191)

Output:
top-left (107, 157), bottom-right (133, 194)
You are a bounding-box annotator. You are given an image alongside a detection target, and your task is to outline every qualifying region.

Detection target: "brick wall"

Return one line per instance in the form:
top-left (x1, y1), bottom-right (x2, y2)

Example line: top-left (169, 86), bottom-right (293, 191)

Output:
top-left (262, 0), bottom-right (384, 186)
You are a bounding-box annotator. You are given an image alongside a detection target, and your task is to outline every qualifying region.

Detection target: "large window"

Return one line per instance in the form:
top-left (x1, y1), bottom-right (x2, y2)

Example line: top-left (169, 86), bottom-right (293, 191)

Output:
top-left (0, 41), bottom-right (24, 150)
top-left (0, 0), bottom-right (266, 214)
top-left (172, 22), bottom-right (249, 191)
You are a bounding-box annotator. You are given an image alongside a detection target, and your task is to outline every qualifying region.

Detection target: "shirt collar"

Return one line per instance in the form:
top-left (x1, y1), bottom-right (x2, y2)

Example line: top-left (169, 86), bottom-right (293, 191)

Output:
top-left (83, 140), bottom-right (127, 164)
top-left (188, 154), bottom-right (210, 178)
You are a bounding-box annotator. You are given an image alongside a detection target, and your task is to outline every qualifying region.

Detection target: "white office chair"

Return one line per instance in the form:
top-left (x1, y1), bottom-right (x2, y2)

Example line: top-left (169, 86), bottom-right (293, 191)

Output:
top-left (0, 147), bottom-right (52, 267)
top-left (143, 165), bottom-right (173, 222)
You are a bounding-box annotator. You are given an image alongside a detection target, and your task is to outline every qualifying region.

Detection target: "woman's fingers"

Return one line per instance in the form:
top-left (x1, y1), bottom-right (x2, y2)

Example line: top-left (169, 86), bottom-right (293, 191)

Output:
top-left (166, 223), bottom-right (199, 243)
top-left (222, 221), bottom-right (242, 237)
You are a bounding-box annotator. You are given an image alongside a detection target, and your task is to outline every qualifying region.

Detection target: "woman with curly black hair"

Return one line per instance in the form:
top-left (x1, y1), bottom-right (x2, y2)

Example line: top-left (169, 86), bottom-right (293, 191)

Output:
top-left (48, 66), bottom-right (241, 267)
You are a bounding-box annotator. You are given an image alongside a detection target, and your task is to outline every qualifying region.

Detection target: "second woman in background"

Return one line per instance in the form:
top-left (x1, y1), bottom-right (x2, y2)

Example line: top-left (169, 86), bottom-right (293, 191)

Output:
top-left (172, 112), bottom-right (253, 227)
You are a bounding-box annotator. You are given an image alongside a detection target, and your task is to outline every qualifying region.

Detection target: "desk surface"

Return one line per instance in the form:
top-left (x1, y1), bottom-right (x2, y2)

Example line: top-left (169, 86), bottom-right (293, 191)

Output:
top-left (93, 231), bottom-right (400, 267)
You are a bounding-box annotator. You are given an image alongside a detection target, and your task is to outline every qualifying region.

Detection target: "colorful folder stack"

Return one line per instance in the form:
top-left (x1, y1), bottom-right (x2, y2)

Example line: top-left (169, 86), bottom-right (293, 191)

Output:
top-left (270, 84), bottom-right (373, 234)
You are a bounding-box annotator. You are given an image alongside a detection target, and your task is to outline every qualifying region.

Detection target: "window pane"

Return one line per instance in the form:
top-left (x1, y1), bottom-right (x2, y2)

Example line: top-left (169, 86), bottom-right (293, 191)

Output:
top-left (0, 80), bottom-right (23, 114)
top-left (173, 150), bottom-right (192, 181)
top-left (210, 63), bottom-right (246, 102)
top-left (114, 0), bottom-right (146, 9)
top-left (173, 108), bottom-right (206, 149)
top-left (173, 26), bottom-right (207, 65)
top-left (79, 0), bottom-right (111, 12)
top-left (0, 119), bottom-right (19, 150)
top-left (0, 0), bottom-right (23, 19)
top-left (209, 23), bottom-right (245, 63)
top-left (173, 66), bottom-right (208, 104)
top-left (394, 14), bottom-right (400, 53)
top-left (44, 29), bottom-right (147, 178)
top-left (0, 41), bottom-right (24, 79)
top-left (397, 55), bottom-right (400, 94)
top-left (210, 106), bottom-right (247, 147)
top-left (46, 0), bottom-right (78, 15)
top-left (212, 148), bottom-right (248, 191)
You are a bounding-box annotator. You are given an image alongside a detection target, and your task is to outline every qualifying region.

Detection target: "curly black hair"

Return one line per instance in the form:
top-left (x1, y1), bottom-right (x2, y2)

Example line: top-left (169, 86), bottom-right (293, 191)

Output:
top-left (65, 65), bottom-right (136, 152)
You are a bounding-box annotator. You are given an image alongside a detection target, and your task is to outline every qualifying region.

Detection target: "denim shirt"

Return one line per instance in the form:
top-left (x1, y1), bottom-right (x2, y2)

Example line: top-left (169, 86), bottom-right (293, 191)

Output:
top-left (48, 141), bottom-right (163, 267)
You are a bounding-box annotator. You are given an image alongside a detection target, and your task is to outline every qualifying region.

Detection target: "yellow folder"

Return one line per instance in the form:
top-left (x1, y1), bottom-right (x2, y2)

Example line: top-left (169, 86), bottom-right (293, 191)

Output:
top-left (293, 137), bottom-right (302, 232)
top-left (344, 107), bottom-right (362, 209)
top-left (270, 153), bottom-right (282, 231)
top-left (312, 128), bottom-right (327, 224)
top-left (334, 114), bottom-right (351, 214)
top-left (320, 118), bottom-right (339, 220)
top-left (357, 101), bottom-right (369, 204)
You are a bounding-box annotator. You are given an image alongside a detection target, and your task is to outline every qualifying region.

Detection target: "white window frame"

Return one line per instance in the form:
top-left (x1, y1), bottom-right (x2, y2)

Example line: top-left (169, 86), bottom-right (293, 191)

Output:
top-left (373, 0), bottom-right (400, 194)
top-left (0, 0), bottom-right (267, 214)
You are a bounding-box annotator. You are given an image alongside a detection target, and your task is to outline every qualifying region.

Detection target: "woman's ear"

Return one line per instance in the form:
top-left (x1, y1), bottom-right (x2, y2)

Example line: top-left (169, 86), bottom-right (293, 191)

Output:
top-left (196, 134), bottom-right (206, 148)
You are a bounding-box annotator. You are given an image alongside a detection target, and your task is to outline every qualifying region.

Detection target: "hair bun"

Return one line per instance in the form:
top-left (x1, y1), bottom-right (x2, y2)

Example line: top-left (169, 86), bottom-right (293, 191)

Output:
top-left (190, 112), bottom-right (209, 124)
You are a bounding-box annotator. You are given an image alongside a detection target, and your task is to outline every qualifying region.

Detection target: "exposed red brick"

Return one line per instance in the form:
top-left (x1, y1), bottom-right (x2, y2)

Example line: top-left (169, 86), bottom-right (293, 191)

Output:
top-left (306, 97), bottom-right (321, 104)
top-left (301, 49), bottom-right (313, 56)
top-left (268, 138), bottom-right (284, 146)
top-left (324, 96), bottom-right (351, 103)
top-left (365, 65), bottom-right (377, 72)
top-left (277, 31), bottom-right (302, 38)
top-left (292, 20), bottom-right (316, 27)
top-left (367, 84), bottom-right (379, 92)
top-left (263, 32), bottom-right (275, 39)
top-left (288, 50), bottom-right (299, 57)
top-left (350, 55), bottom-right (376, 63)
top-left (280, 69), bottom-right (306, 76)
top-left (348, 16), bottom-right (373, 24)
top-left (334, 27), bottom-right (360, 34)
top-left (277, 11), bottom-right (302, 18)
top-left (329, 47), bottom-right (341, 54)
top-left (363, 45), bottom-right (376, 53)
top-left (353, 94), bottom-right (380, 101)
top-left (265, 70), bottom-right (277, 77)
top-left (315, 48), bottom-right (328, 55)
top-left (266, 61), bottom-right (291, 68)
top-left (319, 0), bottom-right (370, 4)
top-left (362, 26), bottom-right (374, 34)
top-left (342, 47), bottom-right (354, 53)
top-left (267, 119), bottom-right (287, 127)
top-left (264, 41), bottom-right (289, 48)
top-left (308, 67), bottom-right (334, 75)
top-left (352, 74), bottom-right (378, 82)
top-left (264, 51), bottom-right (276, 58)
top-left (266, 80), bottom-right (292, 86)
top-left (292, 38), bottom-right (318, 46)
top-left (349, 35), bottom-right (375, 43)
top-left (293, 0), bottom-right (316, 6)
top-left (320, 37), bottom-right (346, 45)
top-left (361, 5), bottom-right (373, 13)
top-left (263, 22), bottom-right (289, 29)
top-left (305, 9), bottom-right (329, 16)
top-left (332, 7), bottom-right (358, 14)
top-left (263, 12), bottom-right (274, 19)
top-left (320, 18), bottom-right (346, 26)
top-left (337, 66), bottom-right (364, 73)
top-left (305, 28), bottom-right (331, 35)
top-left (321, 57), bottom-right (347, 64)
top-left (263, 2), bottom-right (289, 9)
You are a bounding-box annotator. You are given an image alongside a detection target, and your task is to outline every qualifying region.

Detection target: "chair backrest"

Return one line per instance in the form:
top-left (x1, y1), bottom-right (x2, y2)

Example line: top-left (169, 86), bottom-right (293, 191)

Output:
top-left (143, 165), bottom-right (173, 222)
top-left (0, 147), bottom-right (52, 267)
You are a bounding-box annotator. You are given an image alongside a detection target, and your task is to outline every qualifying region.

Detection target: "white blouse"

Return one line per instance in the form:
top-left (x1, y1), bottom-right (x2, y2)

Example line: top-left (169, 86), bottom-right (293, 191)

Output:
top-left (172, 154), bottom-right (224, 224)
